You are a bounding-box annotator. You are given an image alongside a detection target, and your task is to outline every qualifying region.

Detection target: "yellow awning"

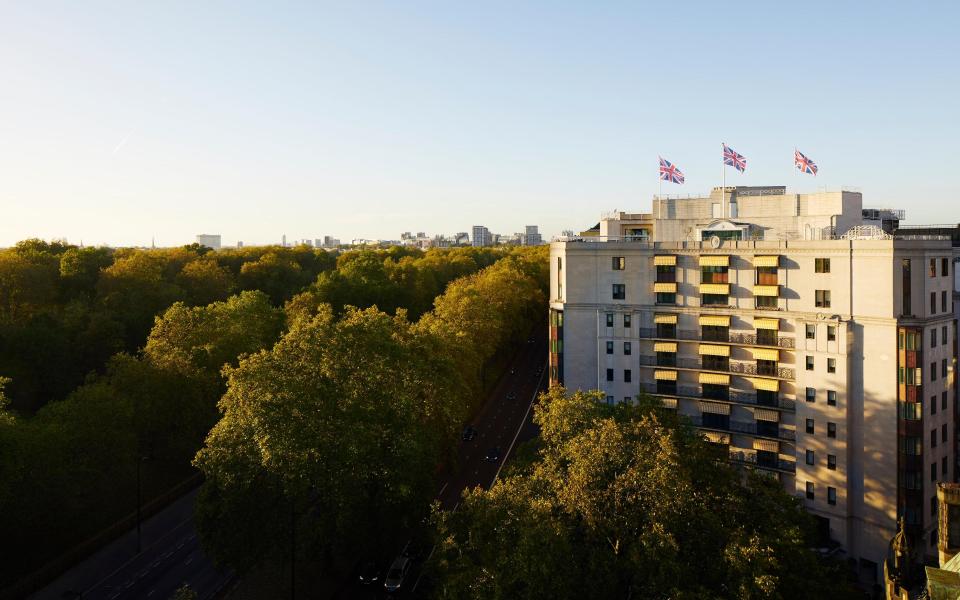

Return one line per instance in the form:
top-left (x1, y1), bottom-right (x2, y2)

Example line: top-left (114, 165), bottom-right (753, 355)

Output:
top-left (654, 282), bottom-right (677, 293)
top-left (654, 342), bottom-right (678, 353)
top-left (753, 284), bottom-right (780, 297)
top-left (654, 313), bottom-right (678, 324)
top-left (654, 255), bottom-right (677, 266)
top-left (699, 344), bottom-right (730, 357)
top-left (753, 408), bottom-right (780, 422)
top-left (699, 315), bottom-right (731, 327)
top-left (699, 401), bottom-right (730, 415)
top-left (753, 438), bottom-right (779, 452)
top-left (660, 397), bottom-right (678, 409)
top-left (699, 283), bottom-right (730, 295)
top-left (654, 370), bottom-right (677, 381)
top-left (699, 255), bottom-right (730, 267)
top-left (703, 431), bottom-right (730, 444)
top-left (699, 372), bottom-right (730, 386)
top-left (753, 317), bottom-right (780, 330)
top-left (753, 255), bottom-right (780, 268)
top-left (748, 377), bottom-right (780, 392)
top-left (751, 348), bottom-right (780, 362)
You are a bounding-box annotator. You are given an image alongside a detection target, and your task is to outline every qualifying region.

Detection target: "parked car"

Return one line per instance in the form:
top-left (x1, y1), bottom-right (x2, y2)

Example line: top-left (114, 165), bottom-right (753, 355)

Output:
top-left (461, 425), bottom-right (477, 441)
top-left (484, 447), bottom-right (502, 462)
top-left (358, 560), bottom-right (381, 585)
top-left (384, 555), bottom-right (412, 593)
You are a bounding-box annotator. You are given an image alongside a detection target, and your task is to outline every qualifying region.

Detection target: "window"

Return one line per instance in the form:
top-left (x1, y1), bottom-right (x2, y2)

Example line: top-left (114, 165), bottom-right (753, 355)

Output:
top-left (943, 290), bottom-right (948, 313)
top-left (806, 324), bottom-right (816, 340)
top-left (932, 362), bottom-right (937, 381)
top-left (815, 290), bottom-right (831, 308)
top-left (806, 356), bottom-right (814, 371)
top-left (933, 496), bottom-right (939, 517)
top-left (656, 291), bottom-right (677, 305)
top-left (806, 419), bottom-right (815, 434)
top-left (932, 292), bottom-right (937, 314)
top-left (806, 482), bottom-right (815, 500)
top-left (624, 314), bottom-right (632, 328)
top-left (827, 390), bottom-right (837, 406)
top-left (943, 423), bottom-right (949, 444)
top-left (606, 313), bottom-right (614, 327)
top-left (605, 395), bottom-right (614, 404)
top-left (612, 257), bottom-right (625, 270)
top-left (943, 392), bottom-right (948, 411)
top-left (612, 284), bottom-right (625, 300)
top-left (828, 487), bottom-right (837, 505)
top-left (933, 396), bottom-right (938, 415)
top-left (606, 341), bottom-right (614, 355)
top-left (931, 258), bottom-right (937, 278)
top-left (827, 422), bottom-right (837, 438)
top-left (943, 359), bottom-right (948, 378)
top-left (900, 436), bottom-right (922, 455)
top-left (902, 259), bottom-right (913, 315)
top-left (933, 329), bottom-right (938, 348)
top-left (943, 326), bottom-right (949, 346)
top-left (623, 342), bottom-right (631, 355)
top-left (606, 368), bottom-right (614, 382)
top-left (932, 461), bottom-right (938, 482)
top-left (943, 257), bottom-right (949, 277)
top-left (623, 369), bottom-right (631, 383)
top-left (815, 258), bottom-right (831, 273)
top-left (827, 358), bottom-right (836, 373)
top-left (932, 428), bottom-right (938, 448)
top-left (806, 450), bottom-right (815, 465)
top-left (944, 456), bottom-right (949, 479)
top-left (827, 325), bottom-right (836, 342)
top-left (828, 454), bottom-right (837, 470)
top-left (806, 387), bottom-right (816, 403)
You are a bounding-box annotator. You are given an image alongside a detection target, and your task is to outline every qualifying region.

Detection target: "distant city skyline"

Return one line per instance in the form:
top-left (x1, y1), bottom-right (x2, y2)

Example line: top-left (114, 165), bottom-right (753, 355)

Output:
top-left (2, 3), bottom-right (958, 247)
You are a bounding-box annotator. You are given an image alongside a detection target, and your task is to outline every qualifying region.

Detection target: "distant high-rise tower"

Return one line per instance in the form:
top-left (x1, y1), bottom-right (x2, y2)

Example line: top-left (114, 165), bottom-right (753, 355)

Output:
top-left (472, 225), bottom-right (492, 247)
top-left (196, 234), bottom-right (221, 250)
top-left (282, 234), bottom-right (287, 247)
top-left (523, 225), bottom-right (543, 246)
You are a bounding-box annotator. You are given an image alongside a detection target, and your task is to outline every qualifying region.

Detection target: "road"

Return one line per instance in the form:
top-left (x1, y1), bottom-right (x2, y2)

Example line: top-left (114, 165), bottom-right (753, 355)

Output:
top-left (29, 488), bottom-right (232, 600)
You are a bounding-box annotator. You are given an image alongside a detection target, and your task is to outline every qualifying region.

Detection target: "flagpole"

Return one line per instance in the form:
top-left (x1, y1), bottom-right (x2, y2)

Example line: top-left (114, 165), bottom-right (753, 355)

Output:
top-left (721, 143), bottom-right (726, 218)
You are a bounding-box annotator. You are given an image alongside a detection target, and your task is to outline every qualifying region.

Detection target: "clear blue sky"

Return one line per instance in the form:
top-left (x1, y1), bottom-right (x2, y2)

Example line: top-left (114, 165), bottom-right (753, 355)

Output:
top-left (1, 1), bottom-right (957, 247)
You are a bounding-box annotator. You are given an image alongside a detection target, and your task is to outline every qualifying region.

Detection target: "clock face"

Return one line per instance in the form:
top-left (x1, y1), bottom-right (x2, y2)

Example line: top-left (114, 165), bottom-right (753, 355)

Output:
top-left (710, 235), bottom-right (721, 248)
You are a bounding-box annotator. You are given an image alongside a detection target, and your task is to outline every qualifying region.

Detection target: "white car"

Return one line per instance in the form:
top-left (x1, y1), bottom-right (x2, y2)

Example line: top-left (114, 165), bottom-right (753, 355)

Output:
top-left (383, 555), bottom-right (412, 593)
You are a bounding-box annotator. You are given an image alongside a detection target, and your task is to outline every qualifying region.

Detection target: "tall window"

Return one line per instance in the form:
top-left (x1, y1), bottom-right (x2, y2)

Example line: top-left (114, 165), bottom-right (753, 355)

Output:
top-left (806, 324), bottom-right (816, 339)
top-left (806, 387), bottom-right (816, 403)
top-left (815, 258), bottom-right (831, 273)
top-left (623, 369), bottom-right (631, 383)
top-left (931, 258), bottom-right (937, 278)
top-left (943, 257), bottom-right (950, 277)
top-left (827, 358), bottom-right (836, 373)
top-left (902, 259), bottom-right (912, 315)
top-left (624, 314), bottom-right (632, 328)
top-left (931, 292), bottom-right (937, 314)
top-left (605, 313), bottom-right (614, 327)
top-left (806, 356), bottom-right (814, 371)
top-left (606, 368), bottom-right (614, 382)
top-left (606, 341), bottom-right (614, 355)
top-left (827, 325), bottom-right (836, 341)
top-left (612, 257), bottom-right (625, 270)
top-left (806, 450), bottom-right (815, 465)
top-left (806, 419), bottom-right (815, 434)
top-left (942, 290), bottom-right (948, 313)
top-left (806, 482), bottom-right (815, 500)
top-left (828, 487), bottom-right (837, 505)
top-left (828, 454), bottom-right (836, 470)
top-left (815, 290), bottom-right (831, 308)
top-left (827, 390), bottom-right (837, 406)
top-left (612, 284), bottom-right (625, 300)
top-left (933, 329), bottom-right (938, 348)
top-left (623, 342), bottom-right (631, 355)
top-left (827, 422), bottom-right (837, 438)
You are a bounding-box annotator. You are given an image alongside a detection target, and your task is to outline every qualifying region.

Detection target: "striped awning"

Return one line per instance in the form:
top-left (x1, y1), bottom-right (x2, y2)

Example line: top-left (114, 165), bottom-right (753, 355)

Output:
top-left (654, 255), bottom-right (677, 266)
top-left (753, 408), bottom-right (780, 422)
top-left (660, 397), bottom-right (678, 409)
top-left (654, 370), bottom-right (677, 381)
top-left (753, 255), bottom-right (780, 268)
top-left (753, 438), bottom-right (779, 452)
top-left (699, 372), bottom-right (730, 386)
top-left (699, 344), bottom-right (730, 357)
top-left (654, 342), bottom-right (678, 353)
top-left (748, 377), bottom-right (780, 392)
top-left (753, 284), bottom-right (780, 297)
top-left (700, 283), bottom-right (730, 295)
top-left (654, 313), bottom-right (678, 324)
top-left (753, 317), bottom-right (780, 330)
top-left (699, 315), bottom-right (730, 327)
top-left (703, 431), bottom-right (730, 444)
top-left (699, 255), bottom-right (729, 267)
top-left (751, 348), bottom-right (780, 362)
top-left (700, 401), bottom-right (730, 415)
top-left (654, 282), bottom-right (677, 293)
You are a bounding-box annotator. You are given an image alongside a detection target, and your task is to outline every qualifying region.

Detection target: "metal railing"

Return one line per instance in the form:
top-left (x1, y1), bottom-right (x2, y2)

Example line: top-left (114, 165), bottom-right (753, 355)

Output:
top-left (728, 361), bottom-right (795, 379)
top-left (729, 451), bottom-right (797, 474)
top-left (639, 382), bottom-right (795, 411)
top-left (638, 356), bottom-right (795, 380)
top-left (639, 328), bottom-right (795, 349)
top-left (687, 416), bottom-right (796, 441)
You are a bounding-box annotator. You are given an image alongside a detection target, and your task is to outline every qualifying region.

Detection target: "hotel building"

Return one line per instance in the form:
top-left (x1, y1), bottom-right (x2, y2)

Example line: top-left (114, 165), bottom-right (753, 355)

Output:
top-left (548, 186), bottom-right (958, 581)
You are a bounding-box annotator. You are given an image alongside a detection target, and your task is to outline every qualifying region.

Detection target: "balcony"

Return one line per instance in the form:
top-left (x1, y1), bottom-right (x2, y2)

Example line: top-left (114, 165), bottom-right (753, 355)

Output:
top-left (687, 415), bottom-right (796, 441)
top-left (638, 382), bottom-right (795, 411)
top-left (729, 450), bottom-right (796, 474)
top-left (639, 328), bottom-right (795, 349)
top-left (638, 356), bottom-right (795, 380)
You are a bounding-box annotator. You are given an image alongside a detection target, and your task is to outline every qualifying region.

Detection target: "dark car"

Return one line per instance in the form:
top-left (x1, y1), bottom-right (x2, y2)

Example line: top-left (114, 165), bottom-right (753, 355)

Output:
top-left (461, 425), bottom-right (477, 441)
top-left (506, 392), bottom-right (516, 401)
top-left (484, 447), bottom-right (502, 462)
top-left (384, 555), bottom-right (412, 593)
top-left (359, 560), bottom-right (381, 585)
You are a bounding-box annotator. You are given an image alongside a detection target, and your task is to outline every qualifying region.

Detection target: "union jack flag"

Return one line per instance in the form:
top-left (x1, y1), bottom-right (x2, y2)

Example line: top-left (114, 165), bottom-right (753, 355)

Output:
top-left (659, 157), bottom-right (684, 184)
top-left (722, 143), bottom-right (747, 172)
top-left (795, 149), bottom-right (818, 175)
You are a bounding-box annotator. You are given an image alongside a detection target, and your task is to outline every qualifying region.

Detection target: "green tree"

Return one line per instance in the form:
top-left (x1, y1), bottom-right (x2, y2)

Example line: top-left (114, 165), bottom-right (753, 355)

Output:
top-left (431, 388), bottom-right (853, 600)
top-left (175, 258), bottom-right (236, 307)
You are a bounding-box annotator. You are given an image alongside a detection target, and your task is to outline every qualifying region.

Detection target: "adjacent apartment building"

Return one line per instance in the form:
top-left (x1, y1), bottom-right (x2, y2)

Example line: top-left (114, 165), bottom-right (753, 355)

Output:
top-left (548, 186), bottom-right (958, 582)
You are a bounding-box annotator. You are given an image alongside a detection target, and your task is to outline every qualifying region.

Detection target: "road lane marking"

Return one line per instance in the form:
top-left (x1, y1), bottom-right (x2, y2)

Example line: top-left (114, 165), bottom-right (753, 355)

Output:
top-left (492, 359), bottom-right (547, 486)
